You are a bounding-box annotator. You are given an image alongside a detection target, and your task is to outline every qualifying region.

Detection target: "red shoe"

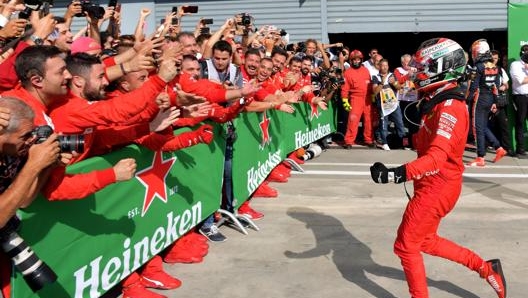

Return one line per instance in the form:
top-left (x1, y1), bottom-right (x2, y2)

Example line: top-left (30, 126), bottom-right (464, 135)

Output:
top-left (288, 152), bottom-right (305, 164)
top-left (276, 163), bottom-right (291, 177)
top-left (467, 157), bottom-right (485, 167)
top-left (267, 168), bottom-right (288, 183)
top-left (252, 183), bottom-right (278, 198)
top-left (185, 231), bottom-right (208, 243)
top-left (238, 201), bottom-right (264, 220)
top-left (141, 271), bottom-right (181, 290)
top-left (177, 237), bottom-right (209, 254)
top-left (493, 147), bottom-right (507, 163)
top-left (163, 248), bottom-right (204, 264)
top-left (140, 256), bottom-right (181, 290)
top-left (480, 259), bottom-right (506, 298)
top-left (166, 238), bottom-right (208, 258)
top-left (122, 281), bottom-right (167, 298)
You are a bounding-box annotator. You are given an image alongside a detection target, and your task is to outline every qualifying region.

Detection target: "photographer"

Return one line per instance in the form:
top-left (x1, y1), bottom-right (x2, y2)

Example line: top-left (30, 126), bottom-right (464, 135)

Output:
top-left (294, 38), bottom-right (330, 70)
top-left (0, 97), bottom-right (62, 298)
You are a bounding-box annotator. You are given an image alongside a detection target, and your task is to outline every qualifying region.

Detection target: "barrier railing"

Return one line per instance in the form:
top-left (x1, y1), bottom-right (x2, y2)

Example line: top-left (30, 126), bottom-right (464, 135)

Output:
top-left (11, 101), bottom-right (336, 297)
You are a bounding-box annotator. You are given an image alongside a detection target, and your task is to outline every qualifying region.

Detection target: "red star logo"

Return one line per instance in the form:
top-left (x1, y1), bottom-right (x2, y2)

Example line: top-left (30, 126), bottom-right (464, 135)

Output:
top-left (259, 110), bottom-right (271, 146)
top-left (136, 151), bottom-right (176, 216)
top-left (309, 102), bottom-right (320, 120)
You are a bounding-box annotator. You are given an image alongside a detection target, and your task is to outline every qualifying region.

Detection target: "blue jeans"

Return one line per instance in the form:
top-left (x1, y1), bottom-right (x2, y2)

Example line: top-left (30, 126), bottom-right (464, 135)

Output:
top-left (202, 132), bottom-right (235, 229)
top-left (379, 106), bottom-right (405, 144)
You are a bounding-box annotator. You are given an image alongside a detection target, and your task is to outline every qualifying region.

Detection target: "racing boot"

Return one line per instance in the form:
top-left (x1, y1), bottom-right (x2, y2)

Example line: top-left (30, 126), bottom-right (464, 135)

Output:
top-left (140, 256), bottom-right (181, 290)
top-left (479, 259), bottom-right (506, 298)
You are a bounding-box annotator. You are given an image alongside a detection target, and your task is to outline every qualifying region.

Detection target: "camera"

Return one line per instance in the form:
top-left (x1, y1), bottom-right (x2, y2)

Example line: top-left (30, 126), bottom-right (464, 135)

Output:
top-left (33, 125), bottom-right (85, 153)
top-left (237, 13), bottom-right (252, 26)
top-left (301, 143), bottom-right (323, 161)
top-left (75, 0), bottom-right (105, 20)
top-left (0, 217), bottom-right (57, 292)
top-left (19, 0), bottom-right (52, 20)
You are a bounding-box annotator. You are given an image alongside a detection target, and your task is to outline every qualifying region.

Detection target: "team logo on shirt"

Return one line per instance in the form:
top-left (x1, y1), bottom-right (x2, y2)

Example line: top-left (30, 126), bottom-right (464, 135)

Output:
top-left (259, 111), bottom-right (271, 148)
top-left (136, 151), bottom-right (176, 216)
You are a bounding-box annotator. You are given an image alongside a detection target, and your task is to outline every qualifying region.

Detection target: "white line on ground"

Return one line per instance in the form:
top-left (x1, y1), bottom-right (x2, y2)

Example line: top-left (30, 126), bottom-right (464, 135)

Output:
top-left (303, 162), bottom-right (528, 169)
top-left (291, 170), bottom-right (528, 179)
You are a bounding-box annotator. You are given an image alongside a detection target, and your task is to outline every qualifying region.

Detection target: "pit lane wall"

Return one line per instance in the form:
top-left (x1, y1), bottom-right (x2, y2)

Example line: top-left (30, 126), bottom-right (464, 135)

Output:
top-left (11, 101), bottom-right (335, 298)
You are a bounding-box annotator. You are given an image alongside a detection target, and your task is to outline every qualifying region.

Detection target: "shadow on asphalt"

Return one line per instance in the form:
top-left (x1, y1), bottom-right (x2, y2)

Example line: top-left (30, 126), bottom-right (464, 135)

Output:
top-left (284, 206), bottom-right (480, 298)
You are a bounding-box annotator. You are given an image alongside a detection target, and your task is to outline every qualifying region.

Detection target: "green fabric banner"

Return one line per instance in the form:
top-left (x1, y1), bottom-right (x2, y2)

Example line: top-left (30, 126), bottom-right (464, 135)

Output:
top-left (232, 101), bottom-right (336, 207)
top-left (11, 101), bottom-right (336, 298)
top-left (12, 126), bottom-right (225, 298)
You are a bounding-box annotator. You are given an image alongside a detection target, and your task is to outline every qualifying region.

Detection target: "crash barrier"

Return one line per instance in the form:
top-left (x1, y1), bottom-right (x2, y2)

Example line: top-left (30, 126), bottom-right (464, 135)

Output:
top-left (11, 101), bottom-right (336, 297)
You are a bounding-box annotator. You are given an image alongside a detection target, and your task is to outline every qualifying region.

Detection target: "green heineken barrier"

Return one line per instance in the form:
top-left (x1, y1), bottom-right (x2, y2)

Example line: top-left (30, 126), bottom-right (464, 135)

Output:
top-left (10, 101), bottom-right (336, 297)
top-left (11, 125), bottom-right (226, 298)
top-left (232, 101), bottom-right (336, 207)
top-left (508, 3), bottom-right (528, 149)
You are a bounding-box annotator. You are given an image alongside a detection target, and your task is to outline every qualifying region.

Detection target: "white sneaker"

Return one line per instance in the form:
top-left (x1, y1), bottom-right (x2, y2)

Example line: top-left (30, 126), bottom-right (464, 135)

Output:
top-left (382, 144), bottom-right (391, 151)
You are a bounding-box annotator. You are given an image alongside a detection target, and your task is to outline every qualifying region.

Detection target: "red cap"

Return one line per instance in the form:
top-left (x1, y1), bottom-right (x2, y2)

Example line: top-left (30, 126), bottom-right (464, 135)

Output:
top-left (70, 37), bottom-right (102, 55)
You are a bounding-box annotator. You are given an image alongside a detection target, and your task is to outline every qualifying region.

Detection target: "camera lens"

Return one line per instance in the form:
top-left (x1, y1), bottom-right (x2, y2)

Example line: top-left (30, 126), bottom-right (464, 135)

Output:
top-left (58, 134), bottom-right (85, 153)
top-left (0, 217), bottom-right (57, 292)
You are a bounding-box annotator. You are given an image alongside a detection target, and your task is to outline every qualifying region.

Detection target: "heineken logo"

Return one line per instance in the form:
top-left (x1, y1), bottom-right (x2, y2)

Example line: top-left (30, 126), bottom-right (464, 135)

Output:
top-left (309, 102), bottom-right (320, 120)
top-left (294, 123), bottom-right (332, 148)
top-left (246, 150), bottom-right (282, 194)
top-left (135, 151), bottom-right (176, 216)
top-left (73, 204), bottom-right (202, 298)
top-left (259, 111), bottom-right (271, 148)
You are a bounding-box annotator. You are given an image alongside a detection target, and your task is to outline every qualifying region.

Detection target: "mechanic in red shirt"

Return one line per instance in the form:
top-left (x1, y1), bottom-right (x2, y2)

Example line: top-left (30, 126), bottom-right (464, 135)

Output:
top-left (369, 38), bottom-right (506, 298)
top-left (2, 46), bottom-right (137, 200)
top-left (47, 52), bottom-right (179, 162)
top-left (340, 49), bottom-right (374, 148)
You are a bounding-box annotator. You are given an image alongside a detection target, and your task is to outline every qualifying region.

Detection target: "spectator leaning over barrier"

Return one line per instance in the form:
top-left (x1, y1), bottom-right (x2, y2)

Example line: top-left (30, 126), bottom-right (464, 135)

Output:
top-left (509, 44), bottom-right (528, 158)
top-left (2, 46), bottom-right (137, 201)
top-left (0, 98), bottom-right (63, 298)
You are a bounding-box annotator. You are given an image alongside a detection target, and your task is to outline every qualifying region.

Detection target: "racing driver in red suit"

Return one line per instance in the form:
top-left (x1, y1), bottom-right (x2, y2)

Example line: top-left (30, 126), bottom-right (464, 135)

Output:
top-left (369, 38), bottom-right (506, 298)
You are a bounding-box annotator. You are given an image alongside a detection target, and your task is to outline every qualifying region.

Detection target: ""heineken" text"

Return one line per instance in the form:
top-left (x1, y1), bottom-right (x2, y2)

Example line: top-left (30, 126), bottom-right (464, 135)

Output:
top-left (73, 202), bottom-right (202, 298)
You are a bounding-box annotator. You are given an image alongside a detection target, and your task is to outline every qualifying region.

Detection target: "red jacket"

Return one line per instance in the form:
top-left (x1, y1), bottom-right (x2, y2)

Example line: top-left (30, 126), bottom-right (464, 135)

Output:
top-left (341, 66), bottom-right (371, 101)
top-left (254, 78), bottom-right (280, 102)
top-left (177, 73), bottom-right (228, 103)
top-left (48, 75), bottom-right (165, 132)
top-left (406, 97), bottom-right (468, 188)
top-left (0, 42), bottom-right (30, 93)
top-left (1, 87), bottom-right (117, 201)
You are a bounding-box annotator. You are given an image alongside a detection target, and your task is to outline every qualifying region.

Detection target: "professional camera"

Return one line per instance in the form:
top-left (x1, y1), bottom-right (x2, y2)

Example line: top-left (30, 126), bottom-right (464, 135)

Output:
top-left (33, 125), bottom-right (85, 153)
top-left (19, 0), bottom-right (53, 20)
top-left (238, 13), bottom-right (252, 26)
top-left (75, 0), bottom-right (105, 20)
top-left (316, 68), bottom-right (344, 89)
top-left (300, 143), bottom-right (323, 161)
top-left (0, 217), bottom-right (57, 292)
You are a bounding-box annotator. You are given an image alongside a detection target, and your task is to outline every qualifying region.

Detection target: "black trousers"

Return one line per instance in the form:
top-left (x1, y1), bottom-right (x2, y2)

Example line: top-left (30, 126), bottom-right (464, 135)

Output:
top-left (491, 107), bottom-right (512, 152)
top-left (513, 94), bottom-right (528, 153)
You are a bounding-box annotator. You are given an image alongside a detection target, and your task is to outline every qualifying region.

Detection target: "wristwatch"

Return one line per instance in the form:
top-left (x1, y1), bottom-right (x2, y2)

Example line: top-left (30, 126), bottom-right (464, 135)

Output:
top-left (30, 35), bottom-right (44, 46)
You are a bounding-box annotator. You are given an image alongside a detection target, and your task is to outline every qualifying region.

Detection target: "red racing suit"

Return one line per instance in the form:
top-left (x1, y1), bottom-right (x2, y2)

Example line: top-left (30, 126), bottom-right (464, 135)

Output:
top-left (341, 66), bottom-right (373, 144)
top-left (394, 88), bottom-right (486, 298)
top-left (1, 86), bottom-right (118, 200)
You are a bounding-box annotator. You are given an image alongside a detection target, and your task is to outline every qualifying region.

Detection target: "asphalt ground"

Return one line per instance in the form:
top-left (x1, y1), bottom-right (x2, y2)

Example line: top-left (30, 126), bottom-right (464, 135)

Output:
top-left (147, 146), bottom-right (528, 298)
